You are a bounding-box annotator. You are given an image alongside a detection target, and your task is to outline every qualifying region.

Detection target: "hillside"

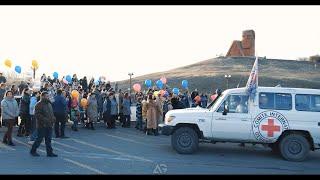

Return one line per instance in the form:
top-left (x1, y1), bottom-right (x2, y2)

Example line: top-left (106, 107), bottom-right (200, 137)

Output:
top-left (116, 57), bottom-right (320, 94)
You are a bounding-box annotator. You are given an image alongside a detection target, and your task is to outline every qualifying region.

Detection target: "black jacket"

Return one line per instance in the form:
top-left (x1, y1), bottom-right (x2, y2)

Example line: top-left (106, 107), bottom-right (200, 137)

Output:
top-left (35, 99), bottom-right (56, 128)
top-left (19, 94), bottom-right (30, 115)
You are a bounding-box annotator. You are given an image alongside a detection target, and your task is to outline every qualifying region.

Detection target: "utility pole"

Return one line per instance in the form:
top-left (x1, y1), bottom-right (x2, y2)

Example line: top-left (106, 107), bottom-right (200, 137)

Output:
top-left (224, 74), bottom-right (231, 89)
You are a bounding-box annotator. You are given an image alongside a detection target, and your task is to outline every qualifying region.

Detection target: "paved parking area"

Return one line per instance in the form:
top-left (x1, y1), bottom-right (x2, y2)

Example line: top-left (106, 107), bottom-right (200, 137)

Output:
top-left (0, 122), bottom-right (320, 174)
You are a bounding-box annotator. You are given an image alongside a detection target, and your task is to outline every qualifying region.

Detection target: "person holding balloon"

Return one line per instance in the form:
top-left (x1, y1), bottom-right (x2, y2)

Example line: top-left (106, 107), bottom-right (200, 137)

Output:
top-left (70, 90), bottom-right (80, 132)
top-left (79, 94), bottom-right (88, 126)
top-left (146, 94), bottom-right (160, 136)
top-left (52, 89), bottom-right (68, 137)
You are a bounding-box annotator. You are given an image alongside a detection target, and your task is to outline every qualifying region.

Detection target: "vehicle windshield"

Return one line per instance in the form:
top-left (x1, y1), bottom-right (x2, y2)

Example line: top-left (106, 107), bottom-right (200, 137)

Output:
top-left (207, 93), bottom-right (224, 109)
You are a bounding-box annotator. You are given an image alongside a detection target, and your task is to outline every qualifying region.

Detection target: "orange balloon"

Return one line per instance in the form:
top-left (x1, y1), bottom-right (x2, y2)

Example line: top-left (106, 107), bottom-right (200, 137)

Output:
top-left (194, 95), bottom-right (201, 102)
top-left (159, 90), bottom-right (165, 96)
top-left (80, 98), bottom-right (88, 108)
top-left (71, 90), bottom-right (79, 99)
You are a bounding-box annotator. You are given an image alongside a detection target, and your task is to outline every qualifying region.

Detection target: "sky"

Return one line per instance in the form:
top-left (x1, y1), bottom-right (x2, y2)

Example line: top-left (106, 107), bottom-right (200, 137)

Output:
top-left (0, 5), bottom-right (319, 81)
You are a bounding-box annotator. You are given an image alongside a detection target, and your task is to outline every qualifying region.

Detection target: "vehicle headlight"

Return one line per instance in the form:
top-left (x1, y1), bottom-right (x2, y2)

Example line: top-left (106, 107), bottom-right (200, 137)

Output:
top-left (165, 116), bottom-right (175, 124)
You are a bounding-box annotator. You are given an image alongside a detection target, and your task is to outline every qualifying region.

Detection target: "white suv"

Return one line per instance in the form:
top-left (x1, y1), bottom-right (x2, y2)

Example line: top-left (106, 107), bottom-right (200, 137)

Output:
top-left (159, 87), bottom-right (320, 161)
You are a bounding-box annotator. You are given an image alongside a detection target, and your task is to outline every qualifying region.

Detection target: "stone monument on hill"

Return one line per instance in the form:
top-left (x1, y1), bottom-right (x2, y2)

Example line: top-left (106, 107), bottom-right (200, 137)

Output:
top-left (226, 30), bottom-right (255, 57)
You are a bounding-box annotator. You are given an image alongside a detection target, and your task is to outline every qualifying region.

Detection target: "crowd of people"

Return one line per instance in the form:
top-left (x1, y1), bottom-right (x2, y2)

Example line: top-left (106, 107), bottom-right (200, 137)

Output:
top-left (0, 72), bottom-right (213, 157)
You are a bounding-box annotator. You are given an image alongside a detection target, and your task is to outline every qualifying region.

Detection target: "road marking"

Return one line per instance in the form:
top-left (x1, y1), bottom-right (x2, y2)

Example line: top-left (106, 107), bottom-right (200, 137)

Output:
top-left (114, 130), bottom-right (169, 140)
top-left (14, 138), bottom-right (106, 174)
top-left (51, 140), bottom-right (80, 151)
top-left (62, 158), bottom-right (106, 174)
top-left (101, 133), bottom-right (167, 148)
top-left (13, 138), bottom-right (46, 153)
top-left (69, 138), bottom-right (153, 163)
top-left (101, 133), bottom-right (157, 147)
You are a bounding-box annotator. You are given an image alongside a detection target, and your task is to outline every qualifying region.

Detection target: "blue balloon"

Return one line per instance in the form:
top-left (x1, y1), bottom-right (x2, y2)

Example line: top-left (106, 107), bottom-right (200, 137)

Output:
top-left (145, 79), bottom-right (152, 88)
top-left (182, 80), bottom-right (188, 89)
top-left (66, 75), bottom-right (72, 83)
top-left (172, 88), bottom-right (179, 95)
top-left (15, 66), bottom-right (21, 74)
top-left (53, 72), bottom-right (59, 79)
top-left (156, 80), bottom-right (163, 89)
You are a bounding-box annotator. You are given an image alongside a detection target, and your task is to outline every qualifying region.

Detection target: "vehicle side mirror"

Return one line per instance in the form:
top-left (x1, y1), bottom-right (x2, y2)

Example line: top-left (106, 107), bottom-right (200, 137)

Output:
top-left (222, 104), bottom-right (228, 115)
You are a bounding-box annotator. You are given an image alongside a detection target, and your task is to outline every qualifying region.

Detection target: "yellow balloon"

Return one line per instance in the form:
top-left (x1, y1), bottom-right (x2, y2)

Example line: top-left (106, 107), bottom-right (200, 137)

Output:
top-left (32, 60), bottom-right (39, 69)
top-left (153, 91), bottom-right (159, 97)
top-left (4, 59), bottom-right (12, 68)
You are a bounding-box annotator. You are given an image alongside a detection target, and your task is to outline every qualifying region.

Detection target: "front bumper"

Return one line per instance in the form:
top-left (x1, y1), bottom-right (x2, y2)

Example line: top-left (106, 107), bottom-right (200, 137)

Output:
top-left (158, 124), bottom-right (174, 136)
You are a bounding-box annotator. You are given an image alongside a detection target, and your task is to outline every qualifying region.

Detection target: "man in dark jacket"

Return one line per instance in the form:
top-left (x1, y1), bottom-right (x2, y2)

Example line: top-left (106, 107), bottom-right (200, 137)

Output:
top-left (52, 89), bottom-right (68, 138)
top-left (30, 91), bottom-right (57, 157)
top-left (17, 88), bottom-right (31, 137)
top-left (171, 96), bottom-right (185, 109)
top-left (81, 76), bottom-right (88, 93)
top-left (181, 91), bottom-right (190, 108)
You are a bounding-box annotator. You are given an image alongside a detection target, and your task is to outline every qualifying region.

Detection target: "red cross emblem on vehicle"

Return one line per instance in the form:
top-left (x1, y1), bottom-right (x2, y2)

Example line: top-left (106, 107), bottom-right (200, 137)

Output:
top-left (261, 118), bottom-right (280, 137)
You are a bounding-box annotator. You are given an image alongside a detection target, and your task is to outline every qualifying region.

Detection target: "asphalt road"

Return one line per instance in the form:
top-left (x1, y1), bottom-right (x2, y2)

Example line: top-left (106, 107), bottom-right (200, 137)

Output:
top-left (0, 121), bottom-right (320, 175)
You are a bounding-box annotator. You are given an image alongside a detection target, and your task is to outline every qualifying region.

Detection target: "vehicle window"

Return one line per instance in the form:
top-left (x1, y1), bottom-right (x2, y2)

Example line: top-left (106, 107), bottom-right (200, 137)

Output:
top-left (217, 95), bottom-right (249, 113)
top-left (217, 101), bottom-right (225, 112)
top-left (295, 94), bottom-right (310, 111)
top-left (259, 93), bottom-right (274, 109)
top-left (296, 94), bottom-right (320, 112)
top-left (275, 93), bottom-right (292, 110)
top-left (311, 95), bottom-right (320, 112)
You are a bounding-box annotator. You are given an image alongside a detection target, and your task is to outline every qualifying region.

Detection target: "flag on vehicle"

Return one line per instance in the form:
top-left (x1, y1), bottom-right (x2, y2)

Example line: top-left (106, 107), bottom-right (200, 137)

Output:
top-left (246, 56), bottom-right (258, 100)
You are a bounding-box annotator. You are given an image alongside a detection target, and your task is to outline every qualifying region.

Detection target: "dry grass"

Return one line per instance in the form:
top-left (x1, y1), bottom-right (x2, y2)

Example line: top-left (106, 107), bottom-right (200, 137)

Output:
top-left (116, 57), bottom-right (320, 94)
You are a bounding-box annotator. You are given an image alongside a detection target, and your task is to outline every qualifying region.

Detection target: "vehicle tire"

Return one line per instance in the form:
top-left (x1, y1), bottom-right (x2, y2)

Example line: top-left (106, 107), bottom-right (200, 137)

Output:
top-left (171, 127), bottom-right (199, 154)
top-left (269, 143), bottom-right (280, 154)
top-left (279, 134), bottom-right (310, 162)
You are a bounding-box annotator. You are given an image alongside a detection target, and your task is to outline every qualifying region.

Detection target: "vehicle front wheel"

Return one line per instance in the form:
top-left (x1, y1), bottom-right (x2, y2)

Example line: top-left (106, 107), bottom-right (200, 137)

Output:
top-left (171, 127), bottom-right (199, 154)
top-left (279, 134), bottom-right (310, 162)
